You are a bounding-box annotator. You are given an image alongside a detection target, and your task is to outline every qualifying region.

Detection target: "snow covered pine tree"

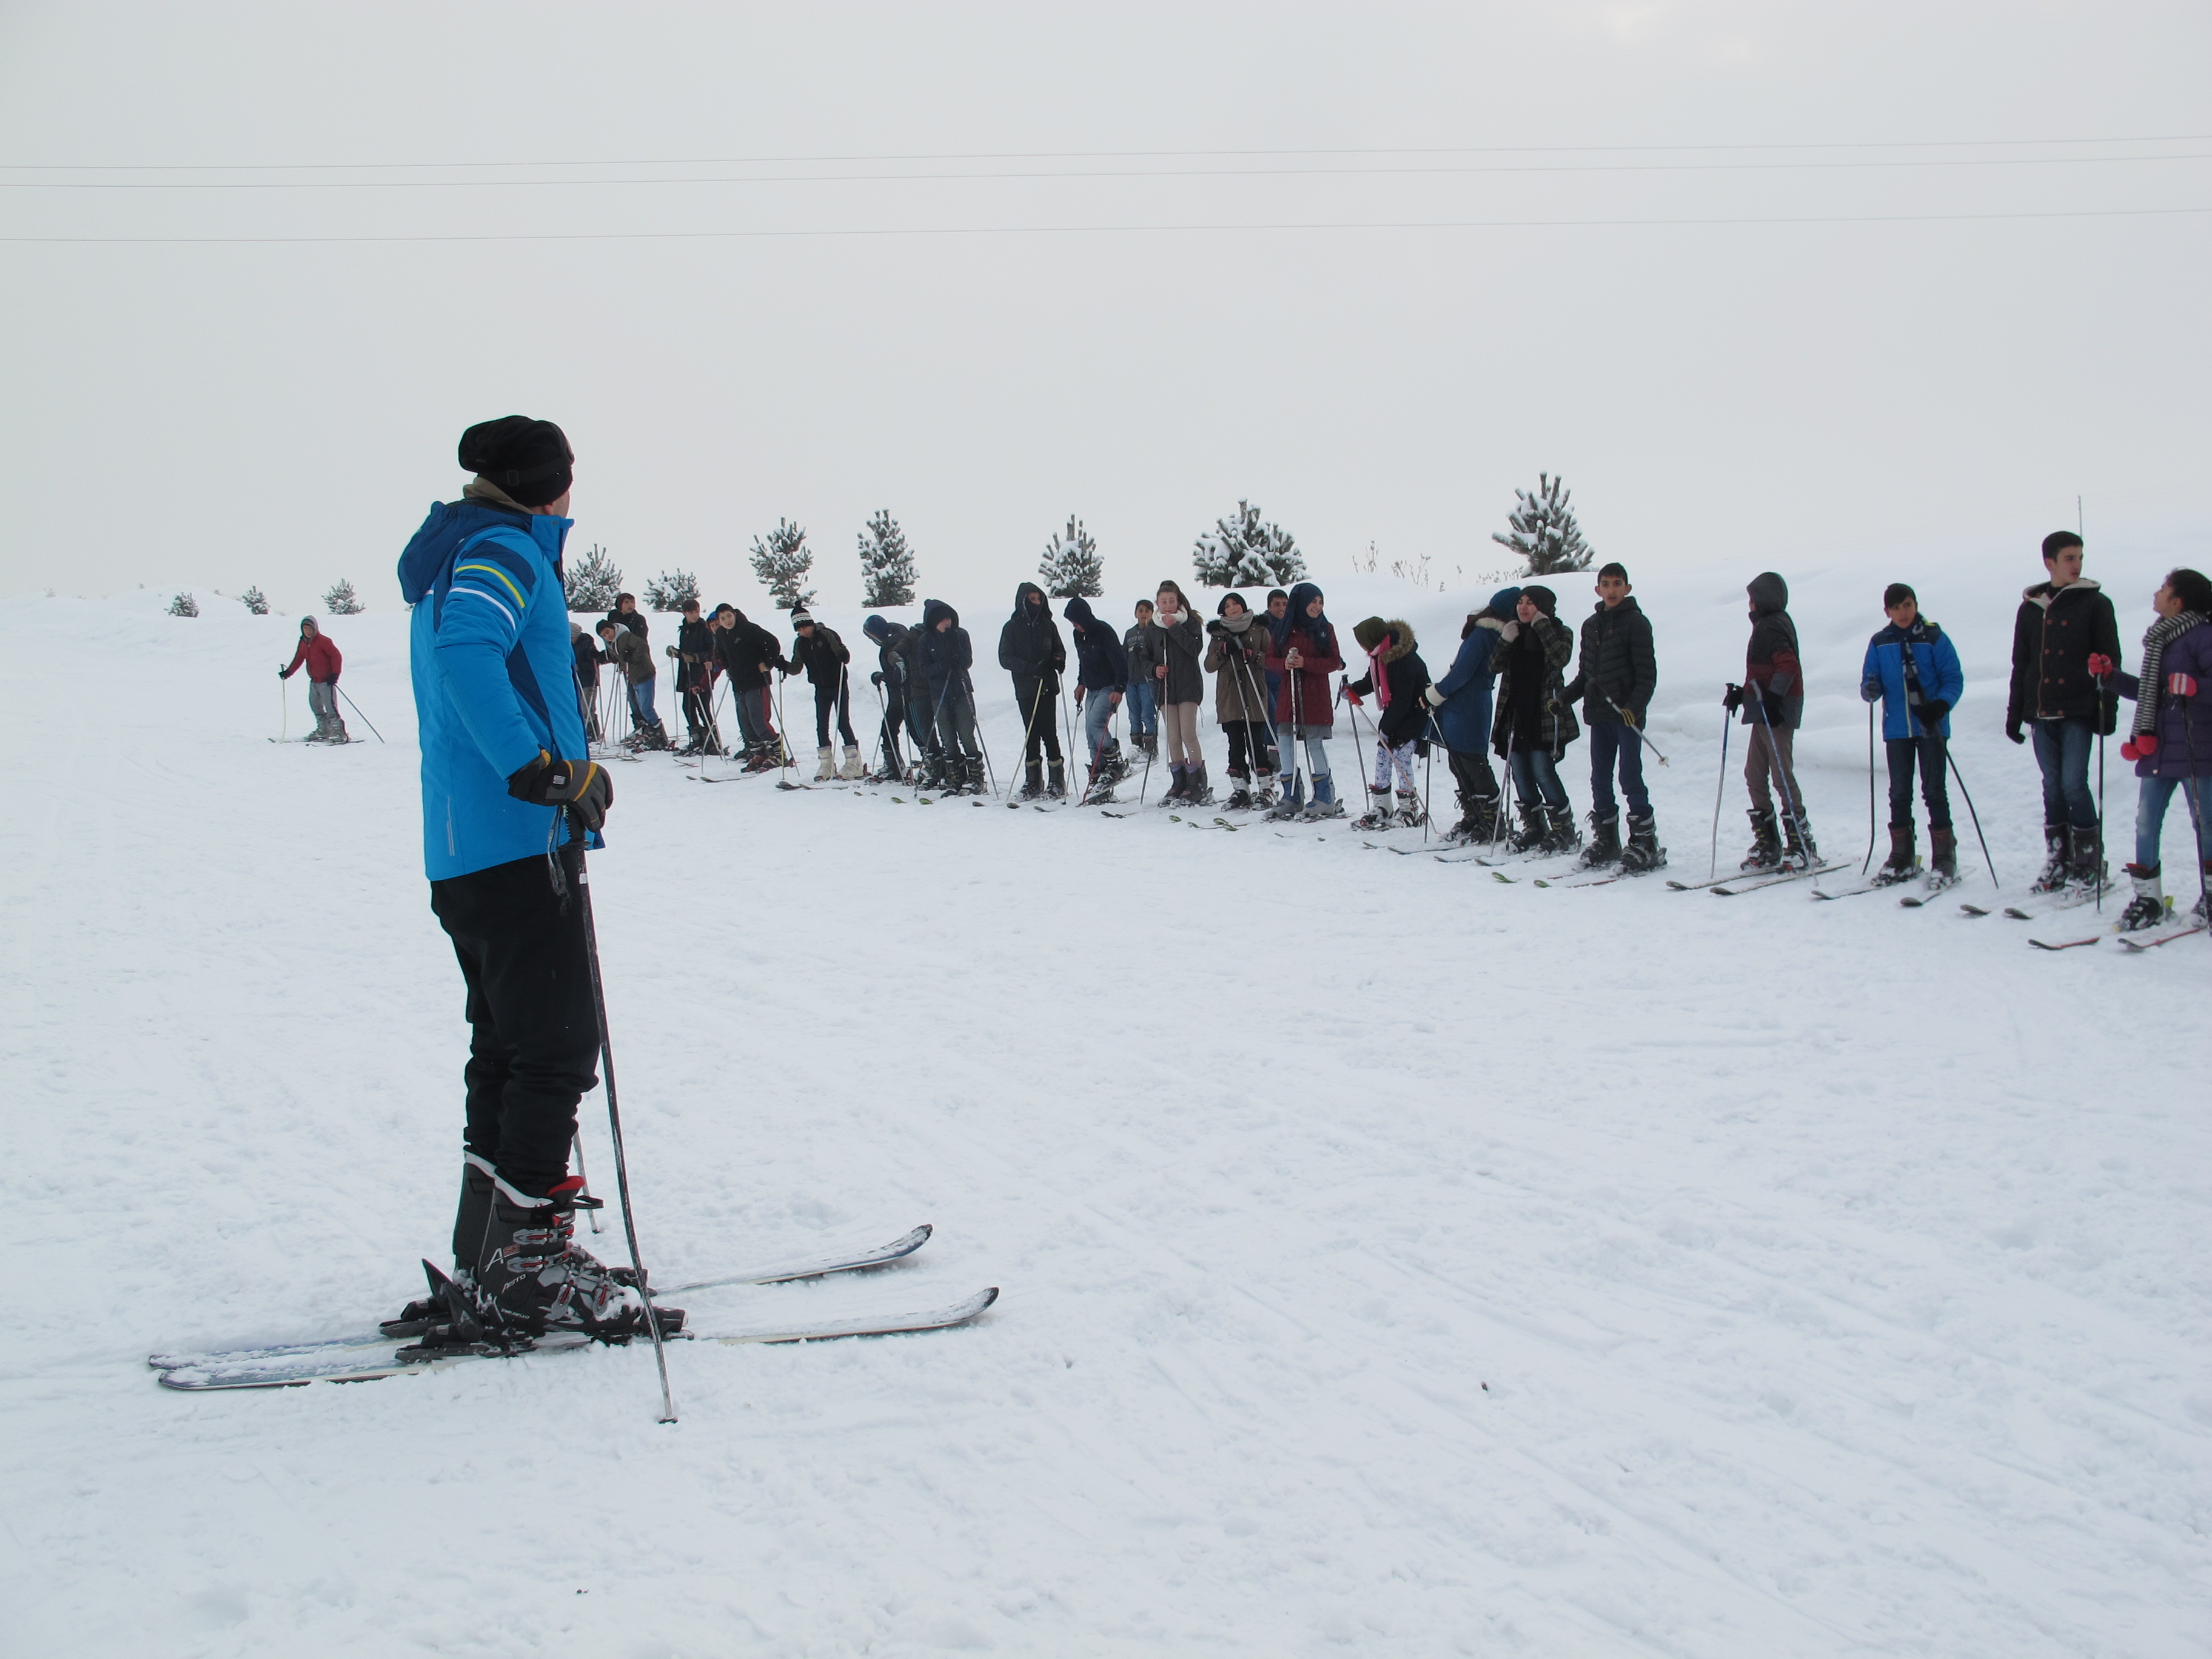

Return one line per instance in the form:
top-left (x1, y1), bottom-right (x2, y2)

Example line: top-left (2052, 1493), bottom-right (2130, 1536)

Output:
top-left (1492, 474), bottom-right (1595, 576)
top-left (1039, 516), bottom-right (1104, 598)
top-left (324, 578), bottom-right (366, 615)
top-left (751, 519), bottom-right (817, 611)
top-left (1192, 500), bottom-right (1307, 589)
top-left (644, 569), bottom-right (700, 612)
top-left (562, 544), bottom-right (623, 612)
top-left (857, 511), bottom-right (917, 606)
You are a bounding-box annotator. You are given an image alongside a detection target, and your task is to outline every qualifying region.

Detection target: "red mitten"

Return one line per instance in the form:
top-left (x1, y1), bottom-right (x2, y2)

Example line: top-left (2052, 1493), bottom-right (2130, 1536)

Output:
top-left (2168, 672), bottom-right (2199, 697)
top-left (2122, 734), bottom-right (2159, 762)
top-left (2086, 653), bottom-right (2115, 677)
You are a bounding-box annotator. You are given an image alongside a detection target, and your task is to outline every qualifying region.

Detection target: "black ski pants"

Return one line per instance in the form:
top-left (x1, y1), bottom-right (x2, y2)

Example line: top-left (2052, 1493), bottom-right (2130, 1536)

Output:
top-left (1886, 734), bottom-right (1951, 830)
top-left (1449, 746), bottom-right (1499, 810)
top-left (429, 847), bottom-right (600, 1198)
top-left (813, 682), bottom-right (859, 749)
top-left (1016, 681), bottom-right (1062, 766)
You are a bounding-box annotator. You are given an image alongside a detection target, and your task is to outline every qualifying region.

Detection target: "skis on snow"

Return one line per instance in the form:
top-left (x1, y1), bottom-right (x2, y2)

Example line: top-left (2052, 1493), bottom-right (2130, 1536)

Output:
top-left (1709, 861), bottom-right (1846, 896)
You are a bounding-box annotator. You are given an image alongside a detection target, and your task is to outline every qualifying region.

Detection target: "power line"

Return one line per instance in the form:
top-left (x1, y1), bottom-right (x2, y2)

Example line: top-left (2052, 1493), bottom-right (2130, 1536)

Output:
top-left (7, 152), bottom-right (2207, 190)
top-left (5, 204), bottom-right (2205, 245)
top-left (4, 134), bottom-right (2208, 173)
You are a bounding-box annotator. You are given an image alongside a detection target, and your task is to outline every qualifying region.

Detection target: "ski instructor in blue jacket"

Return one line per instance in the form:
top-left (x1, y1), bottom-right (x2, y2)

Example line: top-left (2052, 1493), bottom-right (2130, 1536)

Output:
top-left (394, 416), bottom-right (668, 1347)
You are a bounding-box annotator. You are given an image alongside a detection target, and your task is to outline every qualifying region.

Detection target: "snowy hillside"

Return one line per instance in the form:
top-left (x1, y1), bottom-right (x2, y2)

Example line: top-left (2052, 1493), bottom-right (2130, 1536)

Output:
top-left (3, 551), bottom-right (2207, 1657)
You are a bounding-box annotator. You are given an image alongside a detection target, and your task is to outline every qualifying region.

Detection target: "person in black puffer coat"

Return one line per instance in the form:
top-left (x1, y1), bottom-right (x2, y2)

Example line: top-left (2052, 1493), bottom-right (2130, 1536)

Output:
top-left (1346, 616), bottom-right (1432, 828)
top-left (670, 599), bottom-right (718, 754)
top-left (2006, 530), bottom-right (2124, 891)
top-left (861, 614), bottom-right (930, 782)
top-left (1064, 596), bottom-right (1130, 794)
top-left (783, 607), bottom-right (861, 780)
top-left (1561, 561), bottom-right (1663, 871)
top-left (999, 581), bottom-right (1068, 797)
top-left (712, 603), bottom-right (786, 769)
top-left (1489, 585), bottom-right (1580, 854)
top-left (919, 599), bottom-right (985, 792)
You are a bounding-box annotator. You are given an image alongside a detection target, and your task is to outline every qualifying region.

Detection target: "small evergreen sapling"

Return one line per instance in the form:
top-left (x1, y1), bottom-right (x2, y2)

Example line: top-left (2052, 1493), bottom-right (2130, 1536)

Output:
top-left (168, 591), bottom-right (199, 617)
top-left (1492, 474), bottom-right (1595, 575)
top-left (1037, 516), bottom-right (1104, 598)
top-left (563, 543), bottom-right (623, 612)
top-left (240, 586), bottom-right (269, 615)
top-left (644, 569), bottom-right (700, 612)
top-left (324, 578), bottom-right (365, 615)
top-left (857, 511), bottom-right (917, 606)
top-left (750, 518), bottom-right (817, 611)
top-left (1192, 500), bottom-right (1306, 588)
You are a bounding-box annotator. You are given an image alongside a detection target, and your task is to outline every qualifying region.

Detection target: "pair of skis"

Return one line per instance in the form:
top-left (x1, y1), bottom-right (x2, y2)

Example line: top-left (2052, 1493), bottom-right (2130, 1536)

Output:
top-left (1664, 860), bottom-right (1845, 897)
top-left (152, 1224), bottom-right (996, 1392)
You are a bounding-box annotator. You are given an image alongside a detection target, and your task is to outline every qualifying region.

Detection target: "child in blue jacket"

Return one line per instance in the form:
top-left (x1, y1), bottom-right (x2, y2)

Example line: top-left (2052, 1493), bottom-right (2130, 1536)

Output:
top-left (1860, 583), bottom-right (1966, 886)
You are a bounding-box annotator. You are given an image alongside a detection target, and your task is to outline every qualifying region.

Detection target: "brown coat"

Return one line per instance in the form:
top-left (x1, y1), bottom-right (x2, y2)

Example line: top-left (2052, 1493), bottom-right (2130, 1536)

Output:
top-left (1205, 613), bottom-right (1274, 723)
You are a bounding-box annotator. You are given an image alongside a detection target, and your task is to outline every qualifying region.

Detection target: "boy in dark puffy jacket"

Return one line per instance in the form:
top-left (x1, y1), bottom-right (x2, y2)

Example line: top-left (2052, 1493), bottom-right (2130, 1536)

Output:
top-left (919, 600), bottom-right (985, 793)
top-left (1725, 571), bottom-right (1813, 870)
top-left (860, 614), bottom-right (922, 782)
top-left (1561, 563), bottom-right (1661, 871)
top-left (1346, 616), bottom-right (1432, 828)
top-left (1860, 583), bottom-right (1965, 888)
top-left (2007, 531), bottom-right (2123, 891)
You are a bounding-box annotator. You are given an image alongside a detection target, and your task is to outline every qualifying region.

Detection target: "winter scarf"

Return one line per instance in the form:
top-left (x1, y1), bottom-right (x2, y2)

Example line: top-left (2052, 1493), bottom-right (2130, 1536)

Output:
top-left (1284, 582), bottom-right (1333, 660)
top-left (2133, 611), bottom-right (2208, 739)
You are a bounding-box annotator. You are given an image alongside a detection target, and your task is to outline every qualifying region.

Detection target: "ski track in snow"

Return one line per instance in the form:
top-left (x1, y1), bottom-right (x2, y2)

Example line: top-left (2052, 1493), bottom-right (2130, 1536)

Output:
top-left (3, 571), bottom-right (2207, 1658)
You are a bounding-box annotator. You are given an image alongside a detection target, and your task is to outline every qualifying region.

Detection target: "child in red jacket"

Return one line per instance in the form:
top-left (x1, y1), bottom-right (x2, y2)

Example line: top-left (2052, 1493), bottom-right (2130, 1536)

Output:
top-left (280, 618), bottom-right (348, 743)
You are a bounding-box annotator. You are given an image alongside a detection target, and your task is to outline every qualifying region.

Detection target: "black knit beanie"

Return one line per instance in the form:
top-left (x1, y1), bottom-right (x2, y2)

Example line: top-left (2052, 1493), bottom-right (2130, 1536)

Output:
top-left (1521, 585), bottom-right (1558, 618)
top-left (457, 416), bottom-right (573, 508)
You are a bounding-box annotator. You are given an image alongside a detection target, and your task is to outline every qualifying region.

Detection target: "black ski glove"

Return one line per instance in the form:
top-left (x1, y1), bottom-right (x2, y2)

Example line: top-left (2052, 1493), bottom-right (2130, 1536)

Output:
top-left (507, 750), bottom-right (614, 831)
top-left (1860, 679), bottom-right (1881, 703)
top-left (2006, 722), bottom-right (2025, 745)
top-left (1920, 699), bottom-right (1950, 726)
top-left (1722, 683), bottom-right (1744, 713)
top-left (871, 671), bottom-right (884, 687)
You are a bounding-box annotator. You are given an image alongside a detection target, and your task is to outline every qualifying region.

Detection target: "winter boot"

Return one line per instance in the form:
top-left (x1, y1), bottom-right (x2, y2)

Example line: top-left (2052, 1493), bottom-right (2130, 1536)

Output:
top-left (1620, 812), bottom-right (1667, 874)
top-left (1781, 811), bottom-right (1818, 871)
top-left (2029, 825), bottom-right (2068, 893)
top-left (1871, 822), bottom-right (1919, 886)
top-left (840, 745), bottom-right (866, 780)
top-left (814, 745), bottom-right (836, 782)
top-left (1927, 826), bottom-right (1959, 888)
top-left (1265, 776), bottom-right (1305, 820)
top-left (1445, 796), bottom-right (1500, 845)
top-left (1741, 808), bottom-right (1783, 871)
top-left (382, 1162), bottom-right (497, 1337)
top-left (1355, 789), bottom-right (1396, 831)
top-left (1101, 743), bottom-right (1131, 783)
top-left (1019, 761), bottom-right (1045, 801)
top-left (1046, 761), bottom-right (1067, 800)
top-left (1224, 769), bottom-right (1253, 811)
top-left (2065, 821), bottom-right (2105, 891)
top-left (1185, 761), bottom-right (1213, 805)
top-left (454, 1175), bottom-right (684, 1346)
top-left (2194, 862), bottom-right (2211, 927)
top-left (1507, 800), bottom-right (1547, 854)
top-left (965, 755), bottom-right (988, 794)
top-left (2117, 863), bottom-right (2165, 931)
top-left (1540, 803), bottom-right (1581, 855)
top-left (1577, 811), bottom-right (1622, 870)
top-left (1395, 790), bottom-right (1425, 828)
top-left (1300, 773), bottom-right (1346, 820)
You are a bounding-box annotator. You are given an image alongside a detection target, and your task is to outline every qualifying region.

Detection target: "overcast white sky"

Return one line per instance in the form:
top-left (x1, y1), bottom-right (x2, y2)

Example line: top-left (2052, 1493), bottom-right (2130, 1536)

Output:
top-left (2, 2), bottom-right (2206, 612)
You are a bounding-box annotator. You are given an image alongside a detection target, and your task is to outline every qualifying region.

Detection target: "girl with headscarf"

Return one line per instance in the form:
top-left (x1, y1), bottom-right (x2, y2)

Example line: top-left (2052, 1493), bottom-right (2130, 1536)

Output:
top-left (1264, 582), bottom-right (1346, 819)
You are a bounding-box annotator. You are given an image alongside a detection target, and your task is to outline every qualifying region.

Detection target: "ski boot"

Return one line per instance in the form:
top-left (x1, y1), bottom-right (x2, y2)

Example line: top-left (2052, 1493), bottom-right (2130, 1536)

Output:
top-left (1925, 826), bottom-right (1960, 891)
top-left (1101, 745), bottom-right (1131, 784)
top-left (1870, 823), bottom-right (1919, 886)
top-left (2063, 821), bottom-right (2105, 894)
top-left (1354, 791), bottom-right (1396, 831)
top-left (1540, 803), bottom-right (1581, 856)
top-left (2117, 863), bottom-right (2165, 932)
top-left (814, 745), bottom-right (836, 782)
top-left (1299, 775), bottom-right (1346, 820)
top-left (1441, 797), bottom-right (1499, 845)
top-left (2194, 863), bottom-right (2211, 927)
top-left (1741, 808), bottom-right (1783, 872)
top-left (1045, 762), bottom-right (1067, 801)
top-left (1395, 790), bottom-right (1425, 829)
top-left (442, 1173), bottom-right (684, 1349)
top-left (1780, 811), bottom-right (1818, 871)
top-left (1620, 812), bottom-right (1667, 874)
top-left (1182, 761), bottom-right (1213, 805)
top-left (1577, 810), bottom-right (1622, 870)
top-left (1252, 771), bottom-right (1279, 812)
top-left (1506, 801), bottom-right (1547, 854)
top-left (1223, 771), bottom-right (1253, 812)
top-left (1019, 761), bottom-right (1045, 801)
top-left (1082, 770), bottom-right (1116, 806)
top-left (840, 745), bottom-right (866, 780)
top-left (2029, 825), bottom-right (2068, 893)
top-left (965, 756), bottom-right (989, 795)
top-left (1265, 776), bottom-right (1306, 820)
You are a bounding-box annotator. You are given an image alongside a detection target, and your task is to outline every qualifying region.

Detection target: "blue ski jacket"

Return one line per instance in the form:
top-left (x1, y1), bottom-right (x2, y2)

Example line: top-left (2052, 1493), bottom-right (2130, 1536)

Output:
top-left (1428, 588), bottom-right (1520, 754)
top-left (398, 500), bottom-right (589, 881)
top-left (1860, 619), bottom-right (1964, 741)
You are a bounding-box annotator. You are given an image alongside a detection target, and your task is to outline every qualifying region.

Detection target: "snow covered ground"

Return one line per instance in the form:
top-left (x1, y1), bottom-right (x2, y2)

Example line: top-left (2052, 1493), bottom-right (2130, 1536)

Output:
top-left (4, 552), bottom-right (2207, 1657)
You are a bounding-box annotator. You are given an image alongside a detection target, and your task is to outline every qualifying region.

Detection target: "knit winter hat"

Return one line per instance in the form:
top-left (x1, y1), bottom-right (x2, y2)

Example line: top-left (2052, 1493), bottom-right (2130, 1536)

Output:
top-left (457, 416), bottom-right (573, 508)
top-left (1352, 616), bottom-right (1390, 651)
top-left (790, 607), bottom-right (816, 629)
top-left (862, 615), bottom-right (891, 642)
top-left (1520, 585), bottom-right (1558, 618)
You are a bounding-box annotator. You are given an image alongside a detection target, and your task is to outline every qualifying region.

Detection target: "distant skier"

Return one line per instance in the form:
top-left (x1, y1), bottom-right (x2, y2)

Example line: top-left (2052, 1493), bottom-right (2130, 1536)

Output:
top-left (1265, 581), bottom-right (1346, 819)
top-left (597, 617), bottom-right (668, 749)
top-left (393, 413), bottom-right (666, 1343)
top-left (1422, 590), bottom-right (1517, 842)
top-left (2006, 532), bottom-right (2122, 893)
top-left (1490, 585), bottom-right (1580, 856)
top-left (1345, 615), bottom-right (1432, 829)
top-left (1724, 572), bottom-right (1814, 871)
top-left (784, 607), bottom-right (862, 780)
top-left (1150, 580), bottom-right (1209, 803)
top-left (1122, 599), bottom-right (1162, 760)
top-left (279, 617), bottom-right (349, 743)
top-left (919, 599), bottom-right (985, 793)
top-left (860, 614), bottom-right (920, 782)
top-left (2106, 566), bottom-right (2211, 930)
top-left (1561, 562), bottom-right (1661, 872)
top-left (570, 620), bottom-right (604, 743)
top-left (1859, 583), bottom-right (1966, 889)
top-left (711, 603), bottom-right (785, 770)
top-left (1062, 596), bottom-right (1129, 800)
top-left (1203, 592), bottom-right (1277, 809)
top-left (999, 581), bottom-right (1068, 799)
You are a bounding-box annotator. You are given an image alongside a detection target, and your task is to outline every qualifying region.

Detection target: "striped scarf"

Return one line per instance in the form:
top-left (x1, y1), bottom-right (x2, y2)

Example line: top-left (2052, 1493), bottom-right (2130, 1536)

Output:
top-left (2134, 611), bottom-right (2208, 738)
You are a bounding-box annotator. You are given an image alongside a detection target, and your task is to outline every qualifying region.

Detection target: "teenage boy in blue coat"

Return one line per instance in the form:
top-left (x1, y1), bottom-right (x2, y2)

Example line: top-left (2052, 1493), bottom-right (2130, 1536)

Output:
top-left (395, 415), bottom-right (671, 1347)
top-left (1860, 582), bottom-right (1966, 887)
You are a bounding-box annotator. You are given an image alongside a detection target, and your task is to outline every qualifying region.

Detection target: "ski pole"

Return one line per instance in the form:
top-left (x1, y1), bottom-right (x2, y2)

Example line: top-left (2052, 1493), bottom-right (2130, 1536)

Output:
top-left (1422, 712), bottom-right (1441, 842)
top-left (971, 681), bottom-right (1000, 797)
top-left (1602, 693), bottom-right (1669, 765)
top-left (1709, 702), bottom-right (1734, 880)
top-left (870, 669), bottom-right (893, 778)
top-left (1232, 647), bottom-right (1283, 796)
top-left (1943, 747), bottom-right (2000, 888)
top-left (2180, 693), bottom-right (2209, 940)
top-left (1862, 700), bottom-right (1878, 876)
top-left (1492, 727), bottom-right (1517, 859)
top-left (335, 685), bottom-right (385, 743)
top-left (562, 812), bottom-right (677, 1424)
top-left (1340, 681), bottom-right (1380, 821)
top-left (280, 672), bottom-right (289, 742)
top-left (571, 1133), bottom-right (603, 1233)
top-left (1010, 677), bottom-right (1048, 804)
top-left (2095, 667), bottom-right (2108, 913)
